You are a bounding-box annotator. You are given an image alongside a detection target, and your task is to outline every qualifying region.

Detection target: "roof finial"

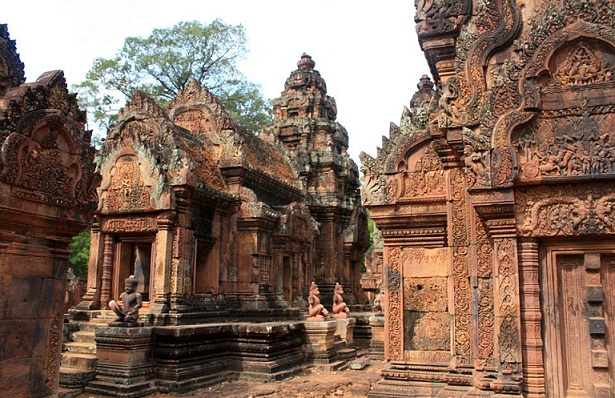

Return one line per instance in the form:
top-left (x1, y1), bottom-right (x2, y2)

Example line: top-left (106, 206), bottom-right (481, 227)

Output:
top-left (297, 53), bottom-right (315, 70)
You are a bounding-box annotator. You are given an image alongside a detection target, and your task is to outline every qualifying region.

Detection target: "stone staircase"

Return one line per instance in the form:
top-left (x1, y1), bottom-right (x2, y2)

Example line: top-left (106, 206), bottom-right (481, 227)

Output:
top-left (59, 310), bottom-right (116, 393)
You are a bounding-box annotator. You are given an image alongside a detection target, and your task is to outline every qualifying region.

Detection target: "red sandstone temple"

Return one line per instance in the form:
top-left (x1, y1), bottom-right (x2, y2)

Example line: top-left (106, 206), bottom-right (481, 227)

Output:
top-left (361, 1), bottom-right (615, 397)
top-left (5, 0), bottom-right (615, 396)
top-left (74, 53), bottom-right (368, 324)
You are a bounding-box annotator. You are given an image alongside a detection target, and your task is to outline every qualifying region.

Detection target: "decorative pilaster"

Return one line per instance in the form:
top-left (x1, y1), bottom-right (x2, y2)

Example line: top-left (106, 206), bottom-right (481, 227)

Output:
top-left (488, 218), bottom-right (523, 395)
top-left (384, 246), bottom-right (403, 360)
top-left (518, 238), bottom-right (545, 397)
top-left (152, 217), bottom-right (173, 313)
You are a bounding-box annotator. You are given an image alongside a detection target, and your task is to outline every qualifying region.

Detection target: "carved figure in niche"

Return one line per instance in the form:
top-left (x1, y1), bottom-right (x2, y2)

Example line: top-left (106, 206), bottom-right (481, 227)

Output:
top-left (108, 275), bottom-right (143, 324)
top-left (308, 282), bottom-right (329, 321)
top-left (332, 282), bottom-right (350, 318)
top-left (555, 44), bottom-right (611, 86)
top-left (438, 79), bottom-right (466, 126)
top-left (374, 291), bottom-right (384, 315)
top-left (463, 145), bottom-right (489, 184)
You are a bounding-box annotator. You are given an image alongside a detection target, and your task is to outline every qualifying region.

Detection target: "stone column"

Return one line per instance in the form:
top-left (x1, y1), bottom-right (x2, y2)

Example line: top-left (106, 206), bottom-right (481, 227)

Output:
top-left (272, 241), bottom-right (284, 294)
top-left (518, 238), bottom-right (545, 397)
top-left (151, 218), bottom-right (173, 314)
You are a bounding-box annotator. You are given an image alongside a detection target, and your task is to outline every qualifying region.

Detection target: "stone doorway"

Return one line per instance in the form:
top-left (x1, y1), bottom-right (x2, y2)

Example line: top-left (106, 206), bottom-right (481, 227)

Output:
top-left (113, 238), bottom-right (154, 302)
top-left (194, 240), bottom-right (218, 294)
top-left (542, 244), bottom-right (615, 397)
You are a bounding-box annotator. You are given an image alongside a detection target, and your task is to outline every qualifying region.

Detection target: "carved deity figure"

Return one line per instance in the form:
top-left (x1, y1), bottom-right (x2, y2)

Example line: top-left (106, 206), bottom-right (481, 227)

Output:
top-left (307, 282), bottom-right (329, 321)
top-left (332, 282), bottom-right (350, 318)
top-left (109, 275), bottom-right (143, 324)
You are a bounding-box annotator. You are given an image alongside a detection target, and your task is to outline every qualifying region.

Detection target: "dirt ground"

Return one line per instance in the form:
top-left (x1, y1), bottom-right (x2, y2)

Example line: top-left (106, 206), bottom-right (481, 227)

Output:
top-left (78, 358), bottom-right (384, 398)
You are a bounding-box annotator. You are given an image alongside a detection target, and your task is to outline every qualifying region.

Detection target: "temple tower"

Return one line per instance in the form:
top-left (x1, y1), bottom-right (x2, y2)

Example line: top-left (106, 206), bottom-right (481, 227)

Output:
top-left (267, 54), bottom-right (368, 304)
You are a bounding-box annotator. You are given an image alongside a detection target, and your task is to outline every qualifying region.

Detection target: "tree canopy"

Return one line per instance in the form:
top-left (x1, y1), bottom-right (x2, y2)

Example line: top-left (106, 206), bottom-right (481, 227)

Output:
top-left (68, 229), bottom-right (90, 279)
top-left (74, 19), bottom-right (272, 133)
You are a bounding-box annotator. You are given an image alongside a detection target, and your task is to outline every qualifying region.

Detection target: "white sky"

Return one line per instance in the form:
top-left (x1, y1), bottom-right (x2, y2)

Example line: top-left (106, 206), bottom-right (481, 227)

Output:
top-left (2, 0), bottom-right (429, 164)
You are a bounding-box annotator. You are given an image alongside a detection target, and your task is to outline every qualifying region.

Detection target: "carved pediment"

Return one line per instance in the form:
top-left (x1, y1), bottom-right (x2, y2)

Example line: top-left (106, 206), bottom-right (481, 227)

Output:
top-left (1, 110), bottom-right (98, 209)
top-left (169, 79), bottom-right (236, 133)
top-left (385, 141), bottom-right (446, 203)
top-left (103, 153), bottom-right (152, 212)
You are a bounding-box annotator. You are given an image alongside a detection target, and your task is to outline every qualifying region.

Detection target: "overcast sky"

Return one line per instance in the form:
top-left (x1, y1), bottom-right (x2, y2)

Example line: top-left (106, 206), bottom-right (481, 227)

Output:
top-left (3, 0), bottom-right (429, 165)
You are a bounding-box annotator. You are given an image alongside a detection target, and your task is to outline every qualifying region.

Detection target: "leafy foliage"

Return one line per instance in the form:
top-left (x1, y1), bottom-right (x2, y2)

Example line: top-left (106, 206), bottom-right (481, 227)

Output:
top-left (68, 229), bottom-right (90, 279)
top-left (74, 19), bottom-right (272, 133)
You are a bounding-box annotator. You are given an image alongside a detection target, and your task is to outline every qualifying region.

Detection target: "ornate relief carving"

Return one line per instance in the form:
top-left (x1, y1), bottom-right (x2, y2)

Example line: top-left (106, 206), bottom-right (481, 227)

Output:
top-left (44, 312), bottom-right (62, 390)
top-left (105, 155), bottom-right (151, 211)
top-left (103, 218), bottom-right (157, 233)
top-left (386, 142), bottom-right (445, 201)
top-left (477, 278), bottom-right (494, 359)
top-left (450, 168), bottom-right (472, 357)
top-left (493, 13), bottom-right (615, 151)
top-left (516, 113), bottom-right (615, 182)
top-left (2, 122), bottom-right (84, 206)
top-left (552, 43), bottom-right (614, 87)
top-left (414, 0), bottom-right (471, 39)
top-left (173, 108), bottom-right (217, 135)
top-left (387, 246), bottom-right (404, 359)
top-left (517, 184), bottom-right (615, 236)
top-left (455, 0), bottom-right (521, 125)
top-left (495, 238), bottom-right (520, 363)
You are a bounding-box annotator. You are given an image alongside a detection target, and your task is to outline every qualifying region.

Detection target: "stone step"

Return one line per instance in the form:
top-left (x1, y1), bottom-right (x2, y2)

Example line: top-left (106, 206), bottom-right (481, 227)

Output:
top-left (72, 331), bottom-right (95, 343)
top-left (74, 321), bottom-right (108, 333)
top-left (313, 359), bottom-right (348, 372)
top-left (57, 386), bottom-right (85, 398)
top-left (86, 379), bottom-right (157, 397)
top-left (337, 348), bottom-right (357, 361)
top-left (333, 339), bottom-right (347, 350)
top-left (59, 367), bottom-right (95, 389)
top-left (63, 342), bottom-right (97, 355)
top-left (61, 353), bottom-right (97, 370)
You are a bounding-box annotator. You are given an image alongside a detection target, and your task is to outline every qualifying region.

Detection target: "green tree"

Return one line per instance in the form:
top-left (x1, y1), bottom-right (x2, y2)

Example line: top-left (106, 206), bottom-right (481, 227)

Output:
top-left (68, 229), bottom-right (90, 279)
top-left (74, 19), bottom-right (272, 133)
